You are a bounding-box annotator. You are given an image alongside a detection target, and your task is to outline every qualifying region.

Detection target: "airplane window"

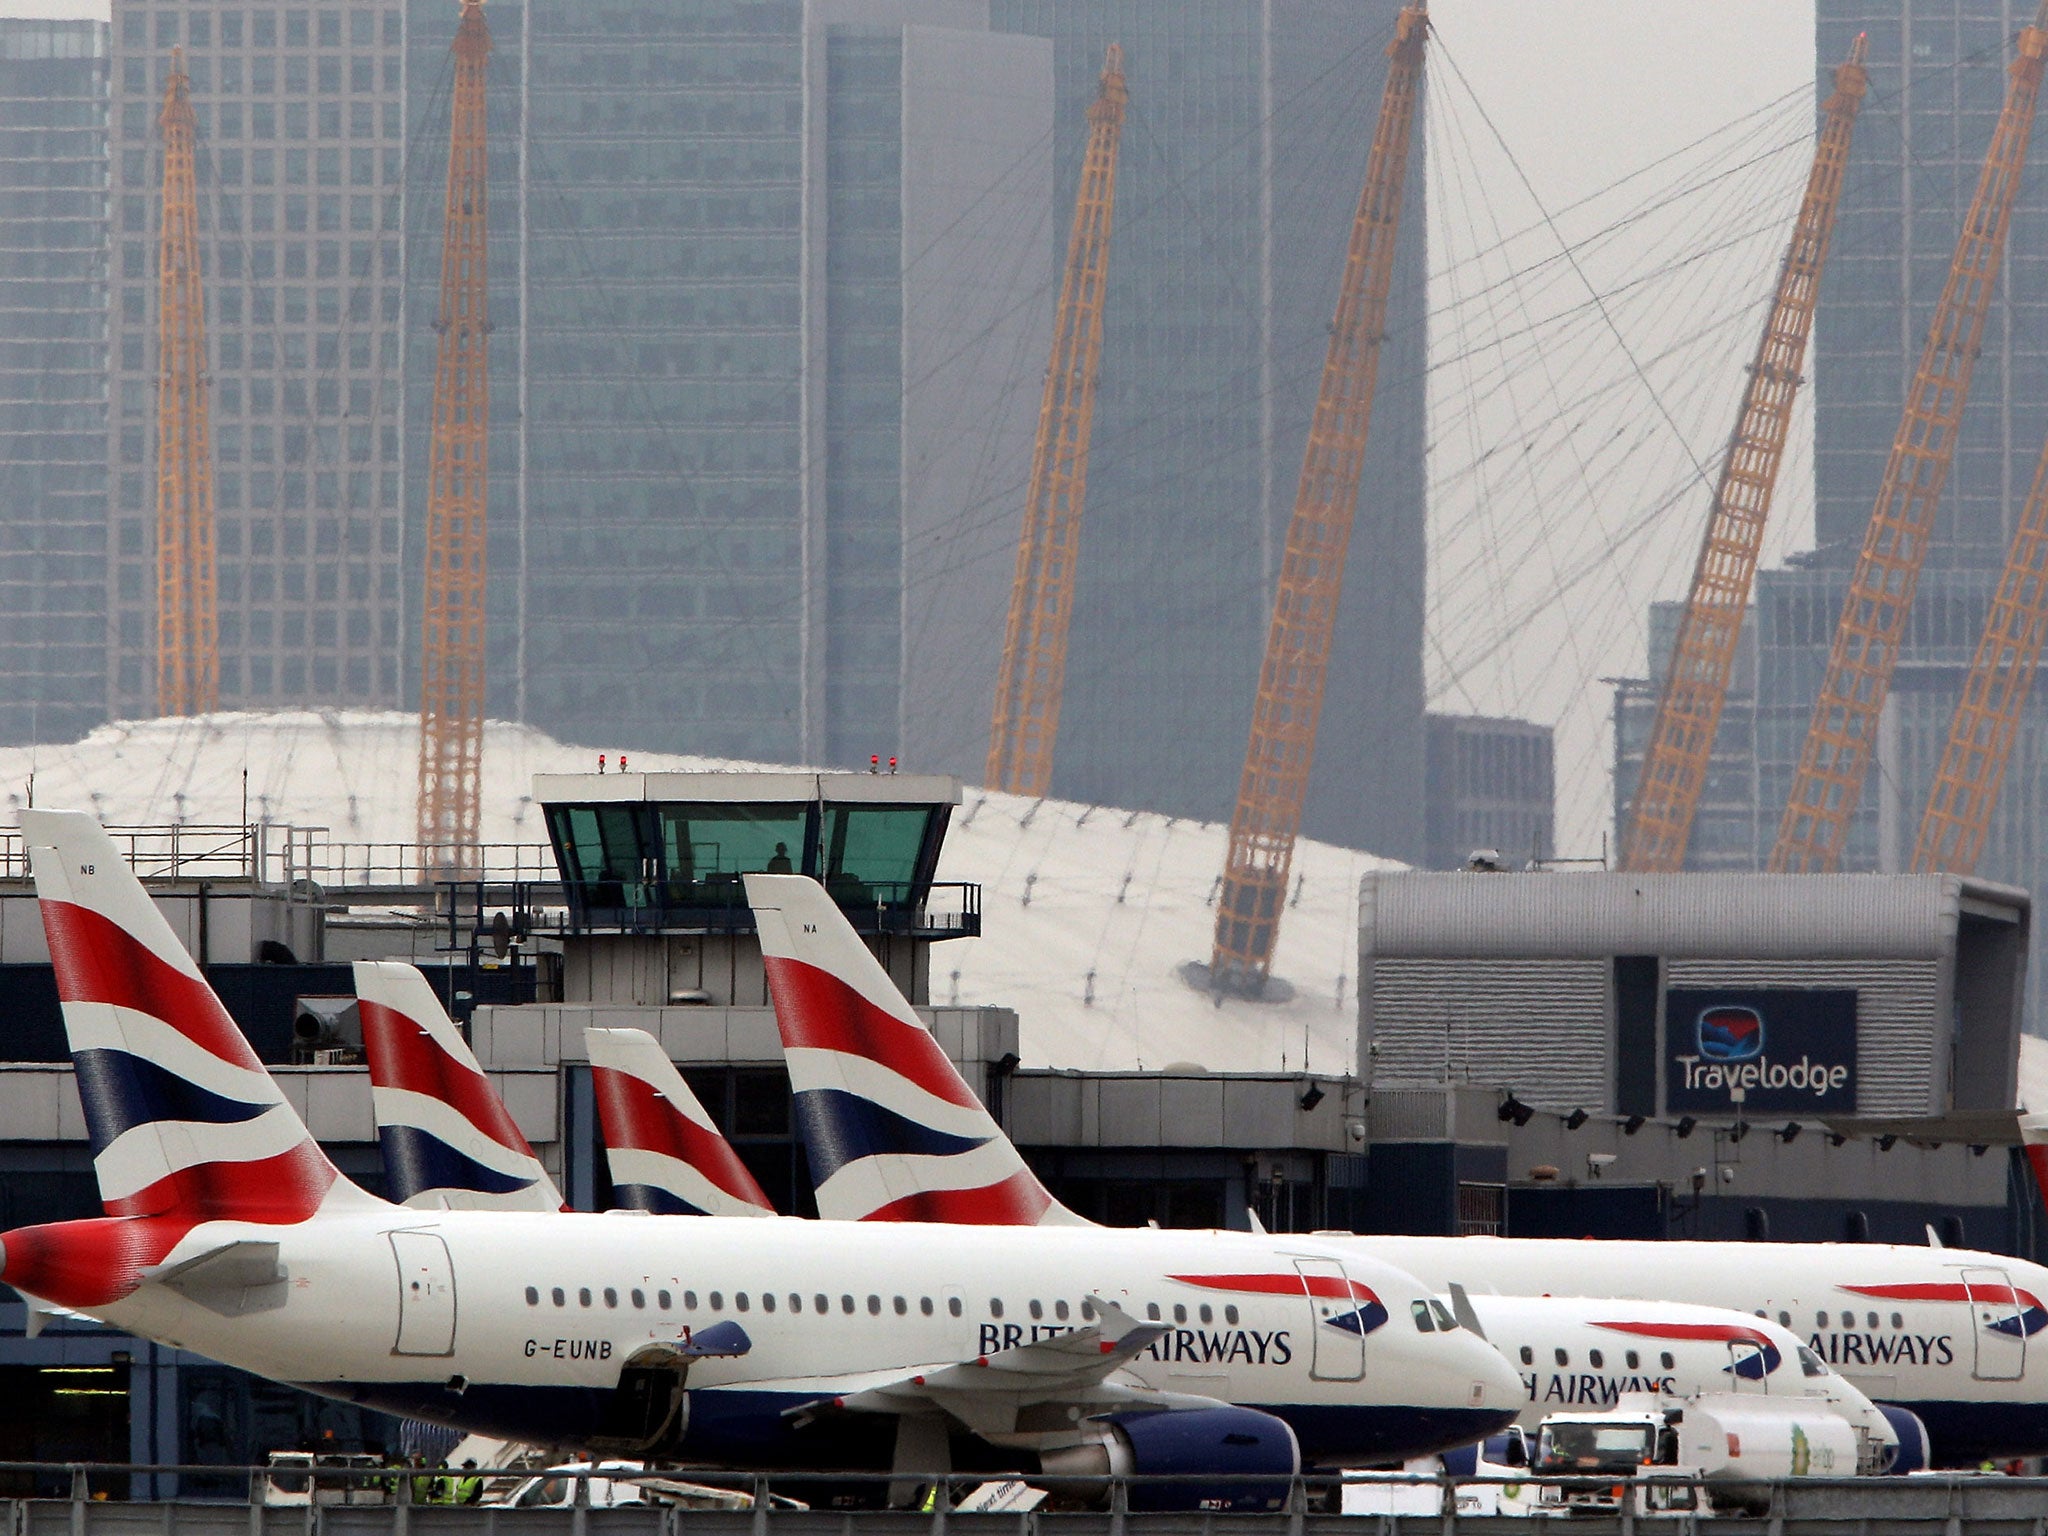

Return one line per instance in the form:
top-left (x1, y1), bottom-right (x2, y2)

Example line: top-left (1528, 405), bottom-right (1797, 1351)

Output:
top-left (551, 1288), bottom-right (565, 1307)
top-left (920, 1297), bottom-right (933, 1316)
top-left (630, 1289), bottom-right (645, 1310)
top-left (1815, 1312), bottom-right (1827, 1327)
top-left (1082, 1300), bottom-right (1097, 1321)
top-left (736, 1293), bottom-right (750, 1312)
top-left (893, 1296), bottom-right (908, 1316)
top-left (1840, 1311), bottom-right (1854, 1328)
top-left (1866, 1312), bottom-right (1878, 1329)
top-left (1411, 1301), bottom-right (1436, 1333)
top-left (790, 1294), bottom-right (803, 1313)
top-left (990, 1299), bottom-right (1004, 1319)
top-left (1625, 1351), bottom-right (1640, 1369)
top-left (1660, 1352), bottom-right (1674, 1369)
top-left (1057, 1301), bottom-right (1072, 1321)
top-left (1173, 1305), bottom-right (1187, 1324)
top-left (1519, 1346), bottom-right (1533, 1365)
top-left (1224, 1306), bottom-right (1238, 1325)
top-left (1589, 1349), bottom-right (1604, 1369)
top-left (1196, 1304), bottom-right (1209, 1324)
top-left (1755, 1310), bottom-right (1765, 1318)
top-left (1797, 1346), bottom-right (1828, 1378)
top-left (1430, 1300), bottom-right (1458, 1331)
top-left (1891, 1313), bottom-right (1903, 1329)
top-left (761, 1293), bottom-right (776, 1313)
top-left (842, 1296), bottom-right (855, 1314)
top-left (709, 1292), bottom-right (723, 1311)
top-left (949, 1298), bottom-right (963, 1317)
top-left (603, 1288), bottom-right (618, 1309)
top-left (868, 1295), bottom-right (882, 1316)
top-left (578, 1288), bottom-right (592, 1308)
top-left (659, 1290), bottom-right (673, 1310)
top-left (1554, 1349), bottom-right (1568, 1367)
top-left (525, 1287), bottom-right (538, 1306)
top-left (1029, 1300), bottom-right (1043, 1321)
top-left (1146, 1303), bottom-right (1161, 1321)
top-left (1778, 1312), bottom-right (1791, 1327)
top-left (816, 1295), bottom-right (829, 1313)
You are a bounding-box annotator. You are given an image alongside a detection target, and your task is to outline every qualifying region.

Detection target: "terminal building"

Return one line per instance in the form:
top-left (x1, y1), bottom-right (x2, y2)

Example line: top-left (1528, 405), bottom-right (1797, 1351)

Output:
top-left (0, 769), bottom-right (2039, 1478)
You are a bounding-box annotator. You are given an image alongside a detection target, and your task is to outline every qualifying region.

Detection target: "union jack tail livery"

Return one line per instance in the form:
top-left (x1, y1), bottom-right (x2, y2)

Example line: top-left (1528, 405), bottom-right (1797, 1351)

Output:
top-left (8, 810), bottom-right (379, 1307)
top-left (745, 872), bottom-right (1085, 1225)
top-left (2022, 1110), bottom-right (2048, 1220)
top-left (354, 960), bottom-right (563, 1211)
top-left (585, 1027), bottom-right (775, 1217)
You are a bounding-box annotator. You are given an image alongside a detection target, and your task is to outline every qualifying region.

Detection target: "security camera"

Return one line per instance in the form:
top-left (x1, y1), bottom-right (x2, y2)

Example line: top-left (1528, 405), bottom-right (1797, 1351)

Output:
top-left (1690, 1168), bottom-right (1707, 1195)
top-left (1586, 1152), bottom-right (1617, 1178)
top-left (1719, 1165), bottom-right (1737, 1184)
top-left (1345, 1119), bottom-right (1367, 1143)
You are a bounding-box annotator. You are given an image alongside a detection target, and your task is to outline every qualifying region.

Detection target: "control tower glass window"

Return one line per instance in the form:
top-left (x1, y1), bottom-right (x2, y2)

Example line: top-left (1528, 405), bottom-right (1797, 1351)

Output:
top-left (819, 805), bottom-right (934, 905)
top-left (657, 805), bottom-right (810, 907)
top-left (550, 806), bottom-right (651, 908)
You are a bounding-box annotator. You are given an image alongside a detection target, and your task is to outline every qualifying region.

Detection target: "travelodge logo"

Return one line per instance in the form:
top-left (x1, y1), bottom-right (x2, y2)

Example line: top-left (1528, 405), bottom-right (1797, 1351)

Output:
top-left (1665, 989), bottom-right (1857, 1115)
top-left (1697, 1006), bottom-right (1764, 1062)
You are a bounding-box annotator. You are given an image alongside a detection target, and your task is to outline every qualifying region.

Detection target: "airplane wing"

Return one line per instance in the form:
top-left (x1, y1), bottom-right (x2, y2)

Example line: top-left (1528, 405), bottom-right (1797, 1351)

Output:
top-left (758, 1298), bottom-right (1181, 1443)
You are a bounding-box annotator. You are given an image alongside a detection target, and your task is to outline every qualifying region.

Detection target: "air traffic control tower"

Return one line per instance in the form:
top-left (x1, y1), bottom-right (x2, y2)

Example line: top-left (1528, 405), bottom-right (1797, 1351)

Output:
top-left (466, 770), bottom-right (1012, 1214)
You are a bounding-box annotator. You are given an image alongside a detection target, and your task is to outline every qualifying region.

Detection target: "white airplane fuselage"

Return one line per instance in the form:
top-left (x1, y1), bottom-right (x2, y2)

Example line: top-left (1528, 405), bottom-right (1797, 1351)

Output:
top-left (8, 1208), bottom-right (1520, 1470)
top-left (1355, 1236), bottom-right (2048, 1464)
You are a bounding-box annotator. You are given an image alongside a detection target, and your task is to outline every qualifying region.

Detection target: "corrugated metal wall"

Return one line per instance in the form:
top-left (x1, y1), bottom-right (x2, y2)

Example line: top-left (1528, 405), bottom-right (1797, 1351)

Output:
top-left (1364, 957), bottom-right (1608, 1105)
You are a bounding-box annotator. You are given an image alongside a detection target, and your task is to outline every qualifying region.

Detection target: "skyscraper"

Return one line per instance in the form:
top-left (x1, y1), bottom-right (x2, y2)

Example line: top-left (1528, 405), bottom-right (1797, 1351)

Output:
top-left (107, 0), bottom-right (410, 718)
top-left (988, 0), bottom-right (1426, 859)
top-left (0, 17), bottom-right (108, 743)
top-left (1618, 4), bottom-right (2048, 1025)
top-left (403, 0), bottom-right (1050, 769)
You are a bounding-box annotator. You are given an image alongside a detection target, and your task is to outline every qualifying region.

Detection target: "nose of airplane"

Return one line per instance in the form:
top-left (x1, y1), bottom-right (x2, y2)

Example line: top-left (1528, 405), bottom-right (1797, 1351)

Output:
top-left (1460, 1326), bottom-right (1523, 1411)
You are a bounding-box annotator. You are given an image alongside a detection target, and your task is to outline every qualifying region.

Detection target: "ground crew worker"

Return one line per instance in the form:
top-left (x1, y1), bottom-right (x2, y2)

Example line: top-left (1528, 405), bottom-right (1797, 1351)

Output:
top-left (455, 1461), bottom-right (484, 1505)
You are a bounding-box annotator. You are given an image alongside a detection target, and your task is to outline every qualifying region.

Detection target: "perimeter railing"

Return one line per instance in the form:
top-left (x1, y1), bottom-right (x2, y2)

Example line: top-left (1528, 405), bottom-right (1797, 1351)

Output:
top-left (1, 1462), bottom-right (2044, 1536)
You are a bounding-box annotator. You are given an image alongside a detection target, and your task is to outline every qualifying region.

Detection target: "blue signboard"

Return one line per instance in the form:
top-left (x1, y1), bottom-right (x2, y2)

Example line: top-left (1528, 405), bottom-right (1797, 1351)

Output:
top-left (1664, 988), bottom-right (1857, 1114)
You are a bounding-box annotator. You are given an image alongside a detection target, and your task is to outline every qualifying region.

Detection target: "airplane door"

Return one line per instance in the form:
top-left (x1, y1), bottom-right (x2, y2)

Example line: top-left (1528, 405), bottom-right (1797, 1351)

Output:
top-left (1727, 1341), bottom-right (1766, 1392)
top-left (1963, 1267), bottom-right (2025, 1381)
top-left (1296, 1258), bottom-right (1367, 1382)
top-left (390, 1231), bottom-right (456, 1356)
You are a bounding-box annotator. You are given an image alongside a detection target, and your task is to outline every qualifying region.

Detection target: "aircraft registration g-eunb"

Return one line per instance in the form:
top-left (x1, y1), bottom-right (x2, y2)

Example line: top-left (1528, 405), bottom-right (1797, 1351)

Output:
top-left (0, 812), bottom-right (1521, 1508)
top-left (736, 872), bottom-right (2048, 1470)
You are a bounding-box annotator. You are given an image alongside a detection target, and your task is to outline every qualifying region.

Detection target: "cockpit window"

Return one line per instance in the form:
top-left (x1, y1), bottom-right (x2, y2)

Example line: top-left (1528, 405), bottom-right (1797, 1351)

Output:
top-left (1797, 1345), bottom-right (1828, 1378)
top-left (1430, 1299), bottom-right (1458, 1331)
top-left (1411, 1300), bottom-right (1436, 1332)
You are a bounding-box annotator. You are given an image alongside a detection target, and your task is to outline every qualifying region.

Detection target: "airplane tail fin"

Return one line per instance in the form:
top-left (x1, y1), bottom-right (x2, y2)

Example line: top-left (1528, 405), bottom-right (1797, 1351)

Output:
top-left (354, 960), bottom-right (564, 1211)
top-left (21, 809), bottom-right (374, 1225)
top-left (585, 1027), bottom-right (776, 1216)
top-left (2020, 1106), bottom-right (2048, 1218)
top-left (743, 872), bottom-right (1086, 1225)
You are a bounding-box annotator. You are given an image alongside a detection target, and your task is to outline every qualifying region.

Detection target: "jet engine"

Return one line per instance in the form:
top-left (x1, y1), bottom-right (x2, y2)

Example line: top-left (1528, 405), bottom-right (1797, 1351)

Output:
top-left (1037, 1405), bottom-right (1300, 1512)
top-left (1874, 1405), bottom-right (1931, 1475)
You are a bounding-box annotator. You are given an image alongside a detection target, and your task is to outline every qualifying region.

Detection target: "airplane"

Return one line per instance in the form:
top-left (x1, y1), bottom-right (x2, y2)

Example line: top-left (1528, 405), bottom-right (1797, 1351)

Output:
top-left (354, 960), bottom-right (562, 1211)
top-left (740, 870), bottom-right (2048, 1466)
top-left (585, 1026), bottom-right (775, 1217)
top-left (0, 810), bottom-right (1523, 1502)
top-left (376, 945), bottom-right (1902, 1472)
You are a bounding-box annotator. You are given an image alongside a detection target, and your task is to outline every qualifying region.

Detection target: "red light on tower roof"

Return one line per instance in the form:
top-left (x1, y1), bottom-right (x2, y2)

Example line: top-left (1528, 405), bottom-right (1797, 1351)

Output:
top-left (888, 756), bottom-right (898, 774)
top-left (870, 754), bottom-right (880, 774)
top-left (598, 753), bottom-right (606, 774)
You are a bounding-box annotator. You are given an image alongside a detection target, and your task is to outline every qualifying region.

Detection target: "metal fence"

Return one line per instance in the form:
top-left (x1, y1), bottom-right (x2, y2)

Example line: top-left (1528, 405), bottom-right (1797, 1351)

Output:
top-left (5, 1464), bottom-right (2048, 1536)
top-left (0, 825), bottom-right (558, 891)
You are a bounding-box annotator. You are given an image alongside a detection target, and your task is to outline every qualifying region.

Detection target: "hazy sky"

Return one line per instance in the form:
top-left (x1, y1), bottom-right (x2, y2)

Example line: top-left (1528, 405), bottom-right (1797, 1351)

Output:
top-left (1422, 1), bottom-right (1821, 856)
